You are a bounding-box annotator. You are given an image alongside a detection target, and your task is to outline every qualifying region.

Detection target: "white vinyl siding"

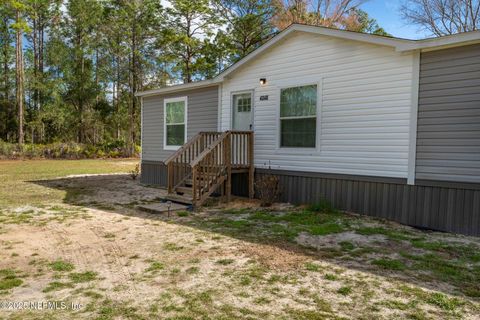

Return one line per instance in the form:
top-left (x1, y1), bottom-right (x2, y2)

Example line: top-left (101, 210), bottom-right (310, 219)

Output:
top-left (220, 32), bottom-right (415, 178)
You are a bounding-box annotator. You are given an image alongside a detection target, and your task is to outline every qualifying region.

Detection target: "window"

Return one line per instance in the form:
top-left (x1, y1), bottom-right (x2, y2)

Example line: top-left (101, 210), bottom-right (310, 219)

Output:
top-left (280, 84), bottom-right (317, 148)
top-left (164, 97), bottom-right (187, 149)
top-left (235, 94), bottom-right (251, 112)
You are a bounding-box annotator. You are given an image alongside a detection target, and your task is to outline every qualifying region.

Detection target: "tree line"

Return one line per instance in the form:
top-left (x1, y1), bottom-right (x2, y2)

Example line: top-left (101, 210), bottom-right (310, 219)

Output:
top-left (1, 0), bottom-right (477, 156)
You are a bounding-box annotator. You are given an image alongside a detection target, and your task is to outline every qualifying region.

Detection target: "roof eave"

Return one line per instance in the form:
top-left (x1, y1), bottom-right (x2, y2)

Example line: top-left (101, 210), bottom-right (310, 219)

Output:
top-left (397, 30), bottom-right (480, 52)
top-left (136, 79), bottom-right (221, 97)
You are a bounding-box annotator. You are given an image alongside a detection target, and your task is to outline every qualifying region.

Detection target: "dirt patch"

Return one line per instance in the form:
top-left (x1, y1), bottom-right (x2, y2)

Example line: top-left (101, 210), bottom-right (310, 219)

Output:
top-left (41, 174), bottom-right (166, 206)
top-left (215, 197), bottom-right (296, 212)
top-left (238, 242), bottom-right (310, 271)
top-left (295, 231), bottom-right (387, 250)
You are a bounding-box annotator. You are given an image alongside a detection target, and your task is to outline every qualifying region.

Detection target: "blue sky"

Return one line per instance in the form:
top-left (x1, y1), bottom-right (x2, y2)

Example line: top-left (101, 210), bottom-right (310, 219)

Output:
top-left (360, 0), bottom-right (430, 39)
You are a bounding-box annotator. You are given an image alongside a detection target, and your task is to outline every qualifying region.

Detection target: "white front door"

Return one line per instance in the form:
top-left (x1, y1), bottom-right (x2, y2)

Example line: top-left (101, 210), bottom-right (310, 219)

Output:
top-left (232, 92), bottom-right (253, 131)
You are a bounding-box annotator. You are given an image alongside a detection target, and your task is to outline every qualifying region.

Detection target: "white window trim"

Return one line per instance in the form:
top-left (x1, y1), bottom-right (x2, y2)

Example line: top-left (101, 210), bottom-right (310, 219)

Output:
top-left (407, 51), bottom-right (420, 185)
top-left (276, 80), bottom-right (322, 154)
top-left (163, 96), bottom-right (188, 151)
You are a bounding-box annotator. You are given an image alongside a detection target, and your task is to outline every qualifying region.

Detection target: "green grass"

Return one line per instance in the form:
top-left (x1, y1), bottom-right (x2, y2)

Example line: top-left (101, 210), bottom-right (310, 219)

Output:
top-left (43, 281), bottom-right (75, 292)
top-left (356, 226), bottom-right (413, 241)
top-left (68, 271), bottom-right (97, 283)
top-left (337, 286), bottom-right (352, 296)
top-left (411, 239), bottom-right (480, 262)
top-left (146, 261), bottom-right (165, 273)
top-left (49, 260), bottom-right (75, 272)
top-left (163, 242), bottom-right (184, 251)
top-left (309, 222), bottom-right (345, 235)
top-left (83, 290), bottom-right (103, 299)
top-left (304, 262), bottom-right (321, 272)
top-left (397, 285), bottom-right (465, 314)
top-left (380, 300), bottom-right (413, 311)
top-left (243, 209), bottom-right (348, 240)
top-left (0, 159), bottom-right (137, 208)
top-left (307, 200), bottom-right (337, 213)
top-left (92, 299), bottom-right (142, 320)
top-left (0, 278), bottom-right (23, 291)
top-left (103, 233), bottom-right (116, 239)
top-left (324, 274), bottom-right (338, 281)
top-left (185, 267), bottom-right (199, 274)
top-left (339, 241), bottom-right (355, 251)
top-left (0, 269), bottom-right (23, 291)
top-left (216, 259), bottom-right (235, 265)
top-left (400, 250), bottom-right (480, 297)
top-left (372, 258), bottom-right (407, 271)
top-left (177, 211), bottom-right (189, 217)
top-left (427, 292), bottom-right (463, 311)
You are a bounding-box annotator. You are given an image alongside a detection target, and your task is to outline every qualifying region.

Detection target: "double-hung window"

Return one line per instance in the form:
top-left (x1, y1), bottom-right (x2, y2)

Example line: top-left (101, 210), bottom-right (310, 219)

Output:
top-left (164, 97), bottom-right (187, 149)
top-left (280, 84), bottom-right (317, 148)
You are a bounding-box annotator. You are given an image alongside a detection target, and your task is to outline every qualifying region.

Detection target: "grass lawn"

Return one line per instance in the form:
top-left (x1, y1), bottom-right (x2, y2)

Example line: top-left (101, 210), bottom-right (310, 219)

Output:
top-left (0, 159), bottom-right (138, 208)
top-left (0, 159), bottom-right (479, 319)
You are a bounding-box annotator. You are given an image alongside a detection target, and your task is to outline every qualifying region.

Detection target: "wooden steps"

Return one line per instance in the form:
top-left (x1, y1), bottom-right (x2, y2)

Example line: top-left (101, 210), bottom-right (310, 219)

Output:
top-left (165, 131), bottom-right (254, 208)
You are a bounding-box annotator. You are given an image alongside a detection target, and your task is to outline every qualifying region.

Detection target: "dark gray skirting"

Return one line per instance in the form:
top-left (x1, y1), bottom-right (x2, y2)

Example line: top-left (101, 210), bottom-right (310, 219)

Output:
top-left (142, 162), bottom-right (480, 236)
top-left (234, 169), bottom-right (480, 237)
top-left (140, 161), bottom-right (168, 187)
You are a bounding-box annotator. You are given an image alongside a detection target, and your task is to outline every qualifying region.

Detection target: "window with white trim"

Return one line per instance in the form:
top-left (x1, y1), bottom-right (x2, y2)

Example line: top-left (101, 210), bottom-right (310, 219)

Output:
top-left (164, 97), bottom-right (187, 149)
top-left (280, 84), bottom-right (317, 148)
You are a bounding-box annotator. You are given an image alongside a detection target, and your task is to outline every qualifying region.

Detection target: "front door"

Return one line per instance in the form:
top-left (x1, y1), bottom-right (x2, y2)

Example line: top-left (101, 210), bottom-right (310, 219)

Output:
top-left (232, 92), bottom-right (253, 131)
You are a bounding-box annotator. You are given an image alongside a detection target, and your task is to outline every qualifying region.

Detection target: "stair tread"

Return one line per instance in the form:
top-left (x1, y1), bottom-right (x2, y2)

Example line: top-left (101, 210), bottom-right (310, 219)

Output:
top-left (175, 186), bottom-right (192, 194)
top-left (164, 194), bottom-right (193, 205)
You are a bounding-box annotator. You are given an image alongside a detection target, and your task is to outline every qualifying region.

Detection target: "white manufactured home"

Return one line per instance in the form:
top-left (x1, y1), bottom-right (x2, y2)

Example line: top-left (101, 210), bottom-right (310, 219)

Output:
top-left (137, 24), bottom-right (480, 236)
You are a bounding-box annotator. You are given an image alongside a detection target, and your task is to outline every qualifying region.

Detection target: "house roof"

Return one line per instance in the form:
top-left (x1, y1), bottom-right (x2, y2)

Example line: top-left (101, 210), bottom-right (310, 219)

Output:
top-left (137, 24), bottom-right (480, 97)
top-left (137, 79), bottom-right (220, 97)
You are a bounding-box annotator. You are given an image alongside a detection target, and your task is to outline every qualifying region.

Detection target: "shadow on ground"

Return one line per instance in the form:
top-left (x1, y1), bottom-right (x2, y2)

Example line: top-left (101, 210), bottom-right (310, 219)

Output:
top-left (33, 174), bottom-right (480, 304)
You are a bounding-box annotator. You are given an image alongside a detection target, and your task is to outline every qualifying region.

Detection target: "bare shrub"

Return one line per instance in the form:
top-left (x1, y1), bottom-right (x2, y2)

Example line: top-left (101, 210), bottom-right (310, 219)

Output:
top-left (130, 163), bottom-right (140, 180)
top-left (255, 174), bottom-right (281, 207)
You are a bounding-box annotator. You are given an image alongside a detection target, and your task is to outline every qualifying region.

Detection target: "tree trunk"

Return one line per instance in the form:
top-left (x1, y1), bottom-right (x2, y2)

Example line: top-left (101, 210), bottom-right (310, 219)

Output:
top-left (115, 53), bottom-right (121, 139)
top-left (185, 57), bottom-right (191, 83)
top-left (39, 25), bottom-right (44, 110)
top-left (33, 15), bottom-right (38, 110)
top-left (16, 10), bottom-right (24, 146)
top-left (3, 29), bottom-right (8, 141)
top-left (77, 31), bottom-right (85, 143)
top-left (128, 21), bottom-right (138, 157)
top-left (3, 17), bottom-right (10, 103)
top-left (95, 47), bottom-right (99, 103)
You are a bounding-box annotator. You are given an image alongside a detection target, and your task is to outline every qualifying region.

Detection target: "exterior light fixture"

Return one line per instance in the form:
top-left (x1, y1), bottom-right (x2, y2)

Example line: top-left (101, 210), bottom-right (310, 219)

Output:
top-left (259, 78), bottom-right (267, 85)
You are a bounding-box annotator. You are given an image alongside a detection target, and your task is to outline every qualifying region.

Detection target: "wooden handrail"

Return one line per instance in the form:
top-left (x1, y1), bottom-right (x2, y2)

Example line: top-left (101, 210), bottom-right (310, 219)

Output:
top-left (189, 130), bottom-right (253, 167)
top-left (166, 131), bottom-right (223, 193)
top-left (191, 132), bottom-right (230, 206)
top-left (190, 131), bottom-right (230, 167)
top-left (165, 132), bottom-right (221, 164)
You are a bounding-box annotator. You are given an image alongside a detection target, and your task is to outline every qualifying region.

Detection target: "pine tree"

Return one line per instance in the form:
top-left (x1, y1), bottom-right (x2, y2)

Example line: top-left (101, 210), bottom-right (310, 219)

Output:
top-left (8, 0), bottom-right (30, 145)
top-left (162, 0), bottom-right (220, 83)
